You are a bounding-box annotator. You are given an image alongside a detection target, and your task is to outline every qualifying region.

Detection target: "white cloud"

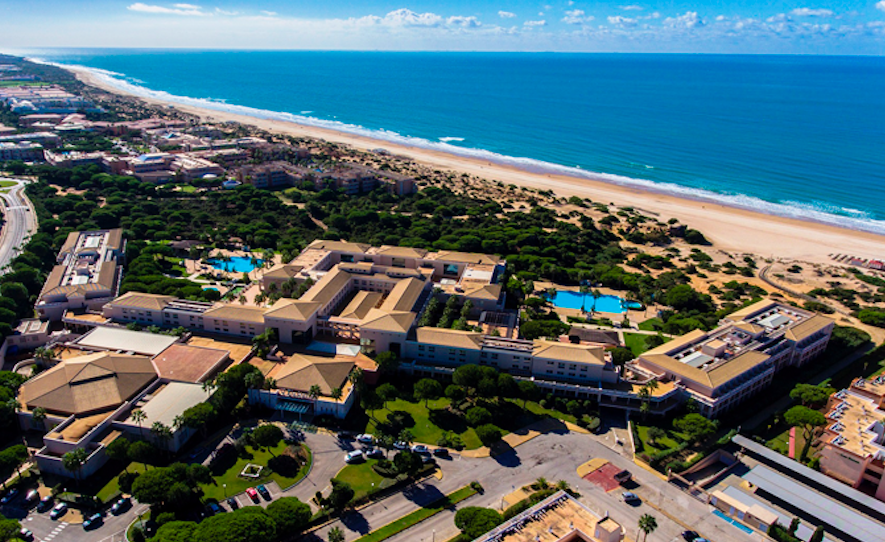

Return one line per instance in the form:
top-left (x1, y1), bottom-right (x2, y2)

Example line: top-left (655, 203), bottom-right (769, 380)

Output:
top-left (498, 11), bottom-right (516, 18)
top-left (876, 0), bottom-right (885, 12)
top-left (524, 19), bottom-right (547, 26)
top-left (447, 15), bottom-right (481, 27)
top-left (127, 2), bottom-right (206, 15)
top-left (215, 8), bottom-right (239, 16)
top-left (562, 9), bottom-right (594, 25)
top-left (607, 15), bottom-right (637, 27)
top-left (663, 11), bottom-right (704, 28)
top-left (260, 10), bottom-right (277, 17)
top-left (375, 9), bottom-right (443, 27)
top-left (715, 15), bottom-right (727, 21)
top-left (619, 5), bottom-right (644, 10)
top-left (790, 8), bottom-right (834, 17)
top-left (767, 13), bottom-right (789, 23)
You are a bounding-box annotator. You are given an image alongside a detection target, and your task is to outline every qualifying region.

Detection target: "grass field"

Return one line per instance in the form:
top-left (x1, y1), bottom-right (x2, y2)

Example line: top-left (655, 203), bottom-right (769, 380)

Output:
top-left (364, 398), bottom-right (483, 450)
top-left (353, 485), bottom-right (477, 542)
top-left (177, 185), bottom-right (197, 193)
top-left (200, 442), bottom-right (311, 501)
top-left (0, 180), bottom-right (17, 188)
top-left (635, 424), bottom-right (681, 451)
top-left (638, 318), bottom-right (664, 332)
top-left (334, 459), bottom-right (399, 502)
top-left (95, 462), bottom-right (149, 502)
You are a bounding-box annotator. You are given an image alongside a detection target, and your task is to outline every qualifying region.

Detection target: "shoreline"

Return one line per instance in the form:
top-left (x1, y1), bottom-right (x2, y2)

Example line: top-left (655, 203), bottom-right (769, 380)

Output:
top-left (65, 64), bottom-right (885, 265)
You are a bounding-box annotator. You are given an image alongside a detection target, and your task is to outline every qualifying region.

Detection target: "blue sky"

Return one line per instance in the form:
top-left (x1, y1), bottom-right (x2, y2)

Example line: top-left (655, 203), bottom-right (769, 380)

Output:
top-left (1, 1), bottom-right (884, 53)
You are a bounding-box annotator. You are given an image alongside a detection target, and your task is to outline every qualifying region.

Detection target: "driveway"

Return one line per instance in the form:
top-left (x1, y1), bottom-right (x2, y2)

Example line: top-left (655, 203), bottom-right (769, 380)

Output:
top-left (0, 177), bottom-right (37, 273)
top-left (296, 426), bottom-right (758, 542)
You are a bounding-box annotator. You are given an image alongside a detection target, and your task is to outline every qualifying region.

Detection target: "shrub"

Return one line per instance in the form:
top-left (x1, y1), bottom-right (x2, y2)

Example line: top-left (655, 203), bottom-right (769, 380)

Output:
top-left (465, 406), bottom-right (492, 427)
top-left (372, 459), bottom-right (399, 478)
top-left (155, 512), bottom-right (176, 527)
top-left (475, 424), bottom-right (503, 447)
top-left (118, 471), bottom-right (140, 494)
top-left (131, 527), bottom-right (146, 542)
top-left (267, 454), bottom-right (300, 477)
top-left (455, 507), bottom-right (504, 539)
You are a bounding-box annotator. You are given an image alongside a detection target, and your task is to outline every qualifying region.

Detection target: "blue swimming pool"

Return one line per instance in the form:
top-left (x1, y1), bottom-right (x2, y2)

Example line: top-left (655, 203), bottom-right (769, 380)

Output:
top-left (712, 510), bottom-right (755, 534)
top-left (547, 290), bottom-right (641, 313)
top-left (209, 256), bottom-right (263, 273)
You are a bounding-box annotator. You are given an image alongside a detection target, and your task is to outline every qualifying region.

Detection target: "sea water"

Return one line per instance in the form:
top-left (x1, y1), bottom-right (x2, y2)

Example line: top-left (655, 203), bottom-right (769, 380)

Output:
top-left (26, 50), bottom-right (885, 233)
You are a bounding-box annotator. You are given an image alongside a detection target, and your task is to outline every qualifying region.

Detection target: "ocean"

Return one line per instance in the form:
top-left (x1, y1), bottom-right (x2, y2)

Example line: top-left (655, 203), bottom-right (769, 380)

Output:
top-left (25, 49), bottom-right (885, 234)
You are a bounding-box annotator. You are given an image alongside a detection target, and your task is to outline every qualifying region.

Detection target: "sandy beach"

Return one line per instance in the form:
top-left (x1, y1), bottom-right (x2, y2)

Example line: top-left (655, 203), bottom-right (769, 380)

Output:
top-left (69, 66), bottom-right (885, 265)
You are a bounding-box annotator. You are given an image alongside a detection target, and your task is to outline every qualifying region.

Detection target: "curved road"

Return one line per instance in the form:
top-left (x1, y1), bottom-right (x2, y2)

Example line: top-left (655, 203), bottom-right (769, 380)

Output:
top-left (0, 177), bottom-right (38, 273)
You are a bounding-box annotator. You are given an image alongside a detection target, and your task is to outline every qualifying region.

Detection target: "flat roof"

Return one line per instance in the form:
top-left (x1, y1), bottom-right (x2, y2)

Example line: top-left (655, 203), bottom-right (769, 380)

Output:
top-left (75, 327), bottom-right (178, 356)
top-left (152, 343), bottom-right (230, 383)
top-left (130, 381), bottom-right (212, 427)
top-left (743, 465), bottom-right (885, 542)
top-left (733, 434), bottom-right (885, 519)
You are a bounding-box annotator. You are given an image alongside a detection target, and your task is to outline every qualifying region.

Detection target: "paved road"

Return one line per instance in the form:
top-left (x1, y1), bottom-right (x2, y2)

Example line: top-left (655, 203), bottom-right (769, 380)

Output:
top-left (296, 428), bottom-right (758, 542)
top-left (0, 178), bottom-right (38, 273)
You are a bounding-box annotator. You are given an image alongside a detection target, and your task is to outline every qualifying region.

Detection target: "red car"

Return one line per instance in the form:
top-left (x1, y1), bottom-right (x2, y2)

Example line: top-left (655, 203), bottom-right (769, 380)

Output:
top-left (246, 488), bottom-right (259, 503)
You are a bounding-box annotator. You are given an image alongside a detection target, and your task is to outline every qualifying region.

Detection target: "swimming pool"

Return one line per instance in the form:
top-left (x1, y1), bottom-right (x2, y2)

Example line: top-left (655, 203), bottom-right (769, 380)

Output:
top-left (712, 510), bottom-right (755, 534)
top-left (209, 256), bottom-right (263, 273)
top-left (547, 290), bottom-right (641, 313)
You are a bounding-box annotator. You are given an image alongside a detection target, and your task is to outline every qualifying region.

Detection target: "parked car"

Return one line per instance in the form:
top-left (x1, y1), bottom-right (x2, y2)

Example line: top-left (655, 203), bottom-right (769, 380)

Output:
top-left (246, 488), bottom-right (259, 503)
top-left (110, 497), bottom-right (131, 515)
top-left (338, 431), bottom-right (355, 440)
top-left (345, 450), bottom-right (365, 464)
top-left (356, 434), bottom-right (374, 444)
top-left (83, 513), bottom-right (103, 530)
top-left (227, 497), bottom-right (239, 510)
top-left (1, 489), bottom-right (19, 504)
top-left (621, 492), bottom-right (640, 504)
top-left (614, 469), bottom-right (632, 483)
top-left (24, 489), bottom-right (39, 504)
top-left (421, 455), bottom-right (435, 464)
top-left (206, 502), bottom-right (225, 515)
top-left (365, 448), bottom-right (384, 459)
top-left (693, 539), bottom-right (711, 542)
top-left (681, 531), bottom-right (699, 541)
top-left (393, 441), bottom-right (408, 450)
top-left (433, 448), bottom-right (449, 457)
top-left (50, 502), bottom-right (68, 520)
top-left (37, 496), bottom-right (54, 512)
top-left (19, 528), bottom-right (33, 541)
top-left (411, 444), bottom-right (429, 454)
top-left (256, 485), bottom-right (271, 501)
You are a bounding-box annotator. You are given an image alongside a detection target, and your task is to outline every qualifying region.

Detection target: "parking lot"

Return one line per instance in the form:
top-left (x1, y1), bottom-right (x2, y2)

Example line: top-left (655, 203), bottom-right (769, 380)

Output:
top-left (1, 495), bottom-right (147, 542)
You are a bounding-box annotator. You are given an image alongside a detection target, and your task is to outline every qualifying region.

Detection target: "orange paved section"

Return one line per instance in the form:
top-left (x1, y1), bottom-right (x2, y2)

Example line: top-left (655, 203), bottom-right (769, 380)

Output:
top-left (583, 462), bottom-right (622, 492)
top-left (152, 343), bottom-right (230, 383)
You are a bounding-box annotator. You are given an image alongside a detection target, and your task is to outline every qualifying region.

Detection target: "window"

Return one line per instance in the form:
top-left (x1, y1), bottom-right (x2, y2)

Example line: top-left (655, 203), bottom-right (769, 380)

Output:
top-left (419, 345), bottom-right (425, 351)
top-left (558, 363), bottom-right (566, 369)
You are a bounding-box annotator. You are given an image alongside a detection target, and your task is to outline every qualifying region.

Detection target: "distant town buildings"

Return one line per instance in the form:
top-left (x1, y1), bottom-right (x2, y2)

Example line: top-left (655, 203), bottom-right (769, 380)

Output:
top-left (0, 84), bottom-right (99, 114)
top-left (0, 141), bottom-right (44, 161)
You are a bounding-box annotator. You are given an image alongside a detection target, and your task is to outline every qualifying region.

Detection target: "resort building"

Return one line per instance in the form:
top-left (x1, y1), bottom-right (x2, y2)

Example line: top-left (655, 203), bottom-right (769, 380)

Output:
top-left (170, 154), bottom-right (225, 181)
top-left (36, 229), bottom-right (125, 321)
top-left (628, 299), bottom-right (833, 417)
top-left (235, 161), bottom-right (309, 188)
top-left (0, 141), bottom-right (43, 161)
top-left (0, 132), bottom-right (59, 147)
top-left (470, 491), bottom-right (624, 542)
top-left (819, 376), bottom-right (885, 501)
top-left (15, 327), bottom-right (235, 479)
top-left (248, 346), bottom-right (378, 420)
top-left (0, 85), bottom-right (98, 114)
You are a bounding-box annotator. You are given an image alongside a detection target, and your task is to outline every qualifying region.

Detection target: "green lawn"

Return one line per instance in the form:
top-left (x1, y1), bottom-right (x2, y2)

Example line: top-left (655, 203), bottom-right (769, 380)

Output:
top-left (521, 400), bottom-right (577, 424)
top-left (334, 459), bottom-right (399, 502)
top-left (623, 333), bottom-right (649, 356)
top-left (638, 318), bottom-right (664, 332)
top-left (635, 424), bottom-right (682, 452)
top-left (0, 180), bottom-right (17, 188)
top-left (200, 442), bottom-right (311, 501)
top-left (354, 485), bottom-right (477, 542)
top-left (365, 398), bottom-right (483, 450)
top-left (96, 462), bottom-right (149, 502)
top-left (177, 185), bottom-right (197, 193)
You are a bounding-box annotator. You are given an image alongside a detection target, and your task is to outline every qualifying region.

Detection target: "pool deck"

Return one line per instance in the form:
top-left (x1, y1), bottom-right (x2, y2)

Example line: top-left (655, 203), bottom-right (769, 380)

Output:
top-left (534, 281), bottom-right (658, 326)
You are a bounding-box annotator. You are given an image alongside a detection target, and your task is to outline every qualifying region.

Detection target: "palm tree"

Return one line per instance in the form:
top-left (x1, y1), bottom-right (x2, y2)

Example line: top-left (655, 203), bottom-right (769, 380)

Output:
top-left (265, 377), bottom-right (277, 390)
top-left (638, 514), bottom-right (658, 542)
top-left (131, 409), bottom-right (147, 439)
top-left (330, 388), bottom-right (342, 401)
top-left (308, 385), bottom-right (322, 401)
top-left (201, 380), bottom-right (217, 394)
top-left (535, 477), bottom-right (549, 490)
top-left (151, 422), bottom-right (173, 451)
top-left (31, 407), bottom-right (47, 430)
top-left (172, 415), bottom-right (185, 434)
top-left (397, 429), bottom-right (414, 447)
top-left (62, 448), bottom-right (89, 485)
top-left (34, 347), bottom-right (53, 365)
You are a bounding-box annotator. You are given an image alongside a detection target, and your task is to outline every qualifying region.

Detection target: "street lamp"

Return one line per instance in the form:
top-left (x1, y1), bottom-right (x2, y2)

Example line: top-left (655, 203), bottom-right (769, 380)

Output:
top-left (223, 483), bottom-right (227, 498)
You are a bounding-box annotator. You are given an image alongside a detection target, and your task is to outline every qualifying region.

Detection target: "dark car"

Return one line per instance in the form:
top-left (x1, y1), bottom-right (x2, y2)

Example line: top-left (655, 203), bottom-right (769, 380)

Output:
top-left (681, 531), bottom-right (699, 541)
top-left (433, 448), bottom-right (449, 457)
top-left (110, 497), bottom-right (131, 515)
top-left (614, 470), bottom-right (632, 484)
top-left (83, 513), bottom-right (103, 530)
top-left (24, 490), bottom-right (39, 504)
top-left (18, 528), bottom-right (33, 541)
top-left (206, 502), bottom-right (224, 515)
top-left (1, 489), bottom-right (19, 504)
top-left (37, 495), bottom-right (54, 512)
top-left (256, 484), bottom-right (271, 501)
top-left (420, 455), bottom-right (435, 464)
top-left (621, 492), bottom-right (640, 504)
top-left (227, 497), bottom-right (239, 510)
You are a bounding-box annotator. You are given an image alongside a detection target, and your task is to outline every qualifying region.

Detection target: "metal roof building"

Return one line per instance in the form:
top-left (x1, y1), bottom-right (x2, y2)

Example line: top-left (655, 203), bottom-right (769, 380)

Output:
top-left (74, 326), bottom-right (179, 356)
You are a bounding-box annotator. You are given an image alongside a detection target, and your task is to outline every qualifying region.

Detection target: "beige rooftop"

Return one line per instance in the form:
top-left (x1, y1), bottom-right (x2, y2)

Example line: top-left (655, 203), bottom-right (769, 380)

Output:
top-left (18, 352), bottom-right (157, 416)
